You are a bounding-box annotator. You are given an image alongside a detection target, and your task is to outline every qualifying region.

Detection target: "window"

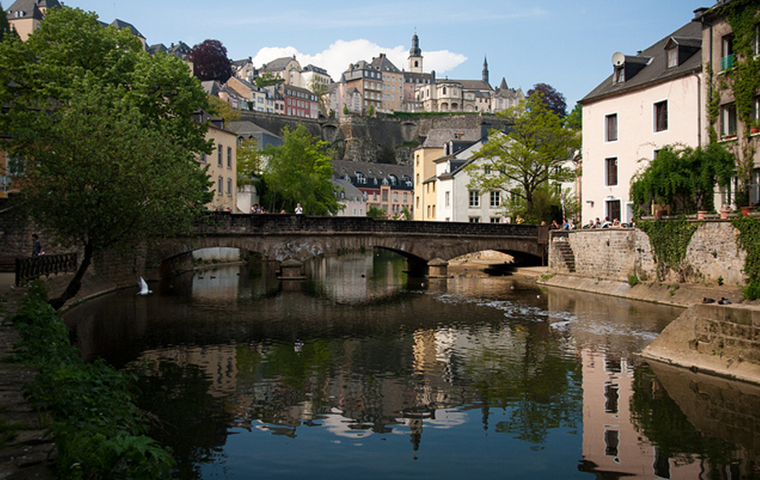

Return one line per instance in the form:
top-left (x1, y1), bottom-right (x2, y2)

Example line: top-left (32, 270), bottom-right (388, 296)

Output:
top-left (432, 205), bottom-right (436, 217)
top-left (654, 100), bottom-right (668, 132)
top-left (614, 66), bottom-right (624, 84)
top-left (227, 147), bottom-right (232, 168)
top-left (755, 24), bottom-right (760, 56)
top-left (200, 153), bottom-right (206, 164)
top-left (604, 383), bottom-right (619, 414)
top-left (490, 191), bottom-right (500, 207)
top-left (605, 158), bottom-right (618, 186)
top-left (484, 165), bottom-right (491, 174)
top-left (667, 47), bottom-right (678, 68)
top-left (722, 35), bottom-right (735, 70)
top-left (227, 178), bottom-right (232, 196)
top-left (217, 145), bottom-right (223, 166)
top-left (356, 172), bottom-right (366, 184)
top-left (427, 205), bottom-right (431, 218)
top-left (753, 96), bottom-right (760, 128)
top-left (604, 430), bottom-right (619, 457)
top-left (469, 217), bottom-right (480, 223)
top-left (382, 191), bottom-right (388, 202)
top-left (490, 217), bottom-right (501, 223)
top-left (217, 177), bottom-right (223, 196)
top-left (605, 114), bottom-right (618, 142)
top-left (722, 103), bottom-right (737, 137)
top-left (606, 199), bottom-right (621, 222)
top-left (445, 191), bottom-right (450, 208)
top-left (393, 192), bottom-right (398, 202)
top-left (469, 190), bottom-right (480, 207)
top-left (403, 193), bottom-right (407, 202)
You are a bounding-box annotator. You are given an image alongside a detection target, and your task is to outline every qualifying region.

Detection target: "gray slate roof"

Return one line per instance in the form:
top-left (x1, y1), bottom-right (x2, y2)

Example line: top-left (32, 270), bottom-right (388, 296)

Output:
top-left (580, 20), bottom-right (702, 105)
top-left (6, 0), bottom-right (59, 18)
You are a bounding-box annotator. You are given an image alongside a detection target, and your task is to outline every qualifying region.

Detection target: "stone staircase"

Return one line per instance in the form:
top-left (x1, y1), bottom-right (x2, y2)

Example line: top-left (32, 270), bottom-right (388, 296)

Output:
top-left (553, 234), bottom-right (576, 273)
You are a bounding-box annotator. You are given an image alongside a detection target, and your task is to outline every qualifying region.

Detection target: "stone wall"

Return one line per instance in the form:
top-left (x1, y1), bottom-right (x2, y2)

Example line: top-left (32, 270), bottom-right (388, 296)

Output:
top-left (238, 111), bottom-right (511, 165)
top-left (549, 221), bottom-right (747, 286)
top-left (642, 304), bottom-right (760, 385)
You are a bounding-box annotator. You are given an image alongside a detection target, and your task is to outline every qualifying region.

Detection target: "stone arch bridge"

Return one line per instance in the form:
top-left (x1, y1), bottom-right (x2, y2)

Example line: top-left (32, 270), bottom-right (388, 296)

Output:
top-left (149, 213), bottom-right (548, 278)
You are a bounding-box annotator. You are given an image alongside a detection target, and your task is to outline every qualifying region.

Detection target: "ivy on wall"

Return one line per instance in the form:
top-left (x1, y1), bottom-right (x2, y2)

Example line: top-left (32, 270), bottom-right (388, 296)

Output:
top-left (732, 216), bottom-right (760, 299)
top-left (639, 219), bottom-right (700, 281)
top-left (708, 1), bottom-right (760, 201)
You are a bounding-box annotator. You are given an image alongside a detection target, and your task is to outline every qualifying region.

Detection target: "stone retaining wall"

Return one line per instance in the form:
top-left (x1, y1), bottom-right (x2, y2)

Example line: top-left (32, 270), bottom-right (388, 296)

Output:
top-left (549, 221), bottom-right (747, 286)
top-left (642, 304), bottom-right (760, 384)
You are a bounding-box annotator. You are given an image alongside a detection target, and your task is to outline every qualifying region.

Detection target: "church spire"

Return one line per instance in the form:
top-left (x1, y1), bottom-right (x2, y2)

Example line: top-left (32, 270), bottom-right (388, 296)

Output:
top-left (408, 31), bottom-right (423, 73)
top-left (482, 56), bottom-right (489, 86)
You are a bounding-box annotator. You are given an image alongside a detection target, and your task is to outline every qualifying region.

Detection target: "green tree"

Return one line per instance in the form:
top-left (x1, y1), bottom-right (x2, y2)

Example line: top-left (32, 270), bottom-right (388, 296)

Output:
top-left (0, 2), bottom-right (15, 41)
top-left (466, 95), bottom-right (579, 221)
top-left (0, 7), bottom-right (212, 309)
top-left (309, 77), bottom-right (329, 115)
top-left (261, 125), bottom-right (339, 215)
top-left (630, 143), bottom-right (735, 215)
top-left (254, 72), bottom-right (284, 88)
top-left (207, 94), bottom-right (241, 122)
top-left (236, 137), bottom-right (263, 185)
top-left (368, 104), bottom-right (375, 116)
top-left (366, 206), bottom-right (386, 219)
top-left (565, 103), bottom-right (582, 131)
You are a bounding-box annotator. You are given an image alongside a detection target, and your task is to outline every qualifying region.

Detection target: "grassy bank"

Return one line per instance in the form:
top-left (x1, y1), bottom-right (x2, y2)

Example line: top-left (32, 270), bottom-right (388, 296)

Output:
top-left (6, 283), bottom-right (173, 479)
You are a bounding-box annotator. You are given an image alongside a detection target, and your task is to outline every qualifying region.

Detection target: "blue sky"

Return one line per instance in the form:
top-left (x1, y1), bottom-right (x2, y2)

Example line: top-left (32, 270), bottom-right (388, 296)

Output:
top-left (65, 0), bottom-right (710, 108)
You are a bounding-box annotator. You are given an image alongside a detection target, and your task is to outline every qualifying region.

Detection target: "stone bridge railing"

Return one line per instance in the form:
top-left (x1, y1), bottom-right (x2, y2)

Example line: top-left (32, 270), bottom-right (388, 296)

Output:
top-left (193, 212), bottom-right (542, 238)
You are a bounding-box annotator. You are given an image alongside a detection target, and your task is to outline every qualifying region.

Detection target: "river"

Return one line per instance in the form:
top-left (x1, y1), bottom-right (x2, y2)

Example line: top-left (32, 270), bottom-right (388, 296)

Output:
top-left (64, 250), bottom-right (760, 479)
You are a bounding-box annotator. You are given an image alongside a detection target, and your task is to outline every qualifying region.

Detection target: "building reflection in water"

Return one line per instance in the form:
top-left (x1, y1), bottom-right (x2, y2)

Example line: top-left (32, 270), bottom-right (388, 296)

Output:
top-left (64, 250), bottom-right (760, 478)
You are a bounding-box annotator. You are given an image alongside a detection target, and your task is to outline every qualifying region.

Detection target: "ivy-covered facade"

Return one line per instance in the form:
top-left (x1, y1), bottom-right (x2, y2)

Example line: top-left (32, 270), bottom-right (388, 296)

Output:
top-left (697, 0), bottom-right (760, 207)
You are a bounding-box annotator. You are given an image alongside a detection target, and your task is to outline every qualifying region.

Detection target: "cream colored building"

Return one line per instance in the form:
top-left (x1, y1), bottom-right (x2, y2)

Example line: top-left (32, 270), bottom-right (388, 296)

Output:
top-left (580, 20), bottom-right (703, 224)
top-left (697, 3), bottom-right (760, 205)
top-left (198, 115), bottom-right (238, 212)
top-left (413, 146), bottom-right (443, 220)
top-left (6, 0), bottom-right (59, 41)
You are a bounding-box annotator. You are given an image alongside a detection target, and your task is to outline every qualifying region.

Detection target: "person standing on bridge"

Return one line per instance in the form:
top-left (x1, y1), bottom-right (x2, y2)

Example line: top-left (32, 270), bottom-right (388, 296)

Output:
top-left (31, 233), bottom-right (44, 256)
top-left (295, 203), bottom-right (303, 215)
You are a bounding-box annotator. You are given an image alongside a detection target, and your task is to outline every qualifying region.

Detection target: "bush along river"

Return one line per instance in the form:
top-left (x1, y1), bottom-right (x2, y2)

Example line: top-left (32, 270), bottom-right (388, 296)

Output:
top-left (63, 249), bottom-right (760, 479)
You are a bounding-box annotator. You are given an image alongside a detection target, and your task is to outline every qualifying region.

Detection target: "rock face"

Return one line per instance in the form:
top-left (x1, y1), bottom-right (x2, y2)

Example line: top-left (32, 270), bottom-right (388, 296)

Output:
top-left (238, 110), bottom-right (512, 165)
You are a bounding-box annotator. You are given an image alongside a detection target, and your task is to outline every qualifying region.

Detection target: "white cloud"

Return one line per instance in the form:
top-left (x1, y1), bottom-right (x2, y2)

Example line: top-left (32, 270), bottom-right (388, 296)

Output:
top-left (252, 39), bottom-right (467, 82)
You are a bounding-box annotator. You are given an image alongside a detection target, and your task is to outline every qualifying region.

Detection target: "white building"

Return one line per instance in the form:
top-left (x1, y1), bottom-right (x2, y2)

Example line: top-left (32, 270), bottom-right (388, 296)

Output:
top-left (579, 20), bottom-right (703, 223)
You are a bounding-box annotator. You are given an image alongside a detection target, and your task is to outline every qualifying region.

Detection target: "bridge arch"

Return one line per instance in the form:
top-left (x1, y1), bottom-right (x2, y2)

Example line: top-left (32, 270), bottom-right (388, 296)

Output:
top-left (146, 214), bottom-right (546, 279)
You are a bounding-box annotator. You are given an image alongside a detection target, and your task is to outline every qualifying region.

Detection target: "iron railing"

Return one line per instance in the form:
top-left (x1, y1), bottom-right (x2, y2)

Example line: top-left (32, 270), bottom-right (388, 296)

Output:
top-left (15, 253), bottom-right (77, 286)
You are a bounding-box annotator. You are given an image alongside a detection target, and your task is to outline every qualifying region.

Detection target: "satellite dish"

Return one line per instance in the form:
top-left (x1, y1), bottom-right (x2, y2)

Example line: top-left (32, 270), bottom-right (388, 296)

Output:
top-left (611, 52), bottom-right (626, 67)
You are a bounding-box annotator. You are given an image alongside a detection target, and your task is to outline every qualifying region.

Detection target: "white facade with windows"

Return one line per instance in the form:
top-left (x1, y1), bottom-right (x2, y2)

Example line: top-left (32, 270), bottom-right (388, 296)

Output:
top-left (580, 20), bottom-right (703, 224)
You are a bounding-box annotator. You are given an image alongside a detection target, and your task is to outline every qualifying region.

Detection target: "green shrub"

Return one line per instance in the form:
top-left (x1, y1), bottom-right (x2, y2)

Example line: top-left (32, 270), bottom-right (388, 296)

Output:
top-left (628, 274), bottom-right (640, 287)
top-left (9, 283), bottom-right (174, 479)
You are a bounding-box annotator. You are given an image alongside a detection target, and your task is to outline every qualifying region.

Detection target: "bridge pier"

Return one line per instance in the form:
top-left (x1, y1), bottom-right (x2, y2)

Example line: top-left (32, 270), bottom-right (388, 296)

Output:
top-left (427, 258), bottom-right (450, 278)
top-left (278, 258), bottom-right (306, 280)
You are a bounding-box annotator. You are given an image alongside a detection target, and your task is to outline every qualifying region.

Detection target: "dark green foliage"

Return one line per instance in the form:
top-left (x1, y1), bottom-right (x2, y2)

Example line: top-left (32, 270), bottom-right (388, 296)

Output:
top-left (630, 143), bottom-right (735, 214)
top-left (638, 219), bottom-right (700, 281)
top-left (261, 125), bottom-right (340, 215)
top-left (376, 144), bottom-right (397, 164)
top-left (9, 284), bottom-right (174, 478)
top-left (732, 216), bottom-right (760, 299)
top-left (366, 206), bottom-right (386, 219)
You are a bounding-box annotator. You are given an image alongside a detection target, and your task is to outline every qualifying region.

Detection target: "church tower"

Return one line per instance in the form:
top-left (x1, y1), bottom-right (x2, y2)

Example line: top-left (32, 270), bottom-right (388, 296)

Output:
top-left (408, 32), bottom-right (423, 73)
top-left (482, 56), bottom-right (490, 86)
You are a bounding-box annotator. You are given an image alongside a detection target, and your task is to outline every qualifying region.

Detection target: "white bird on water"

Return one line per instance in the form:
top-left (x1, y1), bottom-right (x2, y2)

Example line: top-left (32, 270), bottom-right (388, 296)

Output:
top-left (137, 276), bottom-right (152, 295)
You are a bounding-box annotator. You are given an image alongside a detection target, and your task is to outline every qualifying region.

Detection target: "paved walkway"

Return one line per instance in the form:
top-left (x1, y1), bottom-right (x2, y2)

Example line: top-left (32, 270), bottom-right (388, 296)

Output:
top-left (0, 275), bottom-right (57, 479)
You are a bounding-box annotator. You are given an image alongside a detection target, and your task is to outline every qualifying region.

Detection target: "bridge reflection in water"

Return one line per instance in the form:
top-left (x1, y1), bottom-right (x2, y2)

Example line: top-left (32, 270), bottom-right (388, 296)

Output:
top-left (64, 254), bottom-right (758, 479)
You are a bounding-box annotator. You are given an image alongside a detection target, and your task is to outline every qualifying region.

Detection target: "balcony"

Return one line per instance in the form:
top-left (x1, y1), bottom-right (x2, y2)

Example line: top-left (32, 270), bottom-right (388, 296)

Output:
top-left (721, 54), bottom-right (735, 71)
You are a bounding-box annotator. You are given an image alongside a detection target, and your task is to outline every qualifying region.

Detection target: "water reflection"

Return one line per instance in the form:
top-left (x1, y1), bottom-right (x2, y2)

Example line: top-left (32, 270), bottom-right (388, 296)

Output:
top-left (63, 250), bottom-right (760, 479)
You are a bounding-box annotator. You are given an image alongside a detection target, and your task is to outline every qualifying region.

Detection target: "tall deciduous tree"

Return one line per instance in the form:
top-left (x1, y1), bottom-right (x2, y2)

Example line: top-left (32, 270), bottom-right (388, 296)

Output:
top-left (191, 39), bottom-right (232, 83)
top-left (0, 7), bottom-right (212, 309)
top-left (527, 83), bottom-right (567, 118)
top-left (466, 95), bottom-right (579, 221)
top-left (630, 143), bottom-right (735, 215)
top-left (261, 125), bottom-right (339, 215)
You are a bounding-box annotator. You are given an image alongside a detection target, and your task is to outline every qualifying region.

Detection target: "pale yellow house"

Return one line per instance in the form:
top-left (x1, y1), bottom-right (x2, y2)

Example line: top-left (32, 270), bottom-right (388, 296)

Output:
top-left (6, 0), bottom-right (59, 41)
top-left (197, 113), bottom-right (238, 212)
top-left (412, 146), bottom-right (443, 220)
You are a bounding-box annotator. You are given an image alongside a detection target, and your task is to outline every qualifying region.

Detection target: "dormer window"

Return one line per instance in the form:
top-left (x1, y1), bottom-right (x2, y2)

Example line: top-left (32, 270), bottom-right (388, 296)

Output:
top-left (614, 66), bottom-right (625, 84)
top-left (355, 172), bottom-right (366, 184)
top-left (667, 47), bottom-right (678, 68)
